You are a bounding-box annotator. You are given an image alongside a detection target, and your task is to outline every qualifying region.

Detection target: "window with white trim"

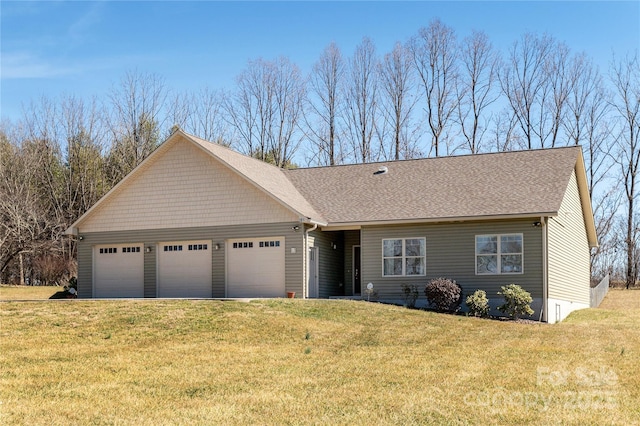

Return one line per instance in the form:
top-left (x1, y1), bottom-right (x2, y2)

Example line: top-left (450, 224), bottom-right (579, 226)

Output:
top-left (382, 238), bottom-right (426, 276)
top-left (476, 234), bottom-right (523, 274)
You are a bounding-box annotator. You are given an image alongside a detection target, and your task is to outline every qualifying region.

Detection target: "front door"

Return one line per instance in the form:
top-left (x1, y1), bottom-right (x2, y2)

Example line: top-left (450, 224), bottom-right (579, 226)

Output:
top-left (308, 247), bottom-right (319, 298)
top-left (353, 245), bottom-right (361, 295)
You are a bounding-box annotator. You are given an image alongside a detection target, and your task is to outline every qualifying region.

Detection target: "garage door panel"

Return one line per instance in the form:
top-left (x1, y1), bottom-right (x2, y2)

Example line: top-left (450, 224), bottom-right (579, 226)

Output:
top-left (94, 244), bottom-right (144, 298)
top-left (158, 240), bottom-right (212, 298)
top-left (227, 238), bottom-right (285, 298)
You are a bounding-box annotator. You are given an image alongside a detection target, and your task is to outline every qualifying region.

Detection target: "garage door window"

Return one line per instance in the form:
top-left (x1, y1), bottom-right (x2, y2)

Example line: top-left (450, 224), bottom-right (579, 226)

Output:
top-left (233, 242), bottom-right (254, 248)
top-left (164, 245), bottom-right (183, 252)
top-left (188, 244), bottom-right (208, 251)
top-left (122, 247), bottom-right (140, 253)
top-left (259, 241), bottom-right (280, 248)
top-left (99, 247), bottom-right (118, 254)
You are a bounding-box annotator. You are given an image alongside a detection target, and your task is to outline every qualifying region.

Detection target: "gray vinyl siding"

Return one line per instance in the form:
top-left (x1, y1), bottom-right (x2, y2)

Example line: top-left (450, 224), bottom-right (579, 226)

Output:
top-left (76, 222), bottom-right (304, 298)
top-left (343, 230), bottom-right (361, 296)
top-left (547, 170), bottom-right (591, 305)
top-left (309, 230), bottom-right (344, 298)
top-left (144, 249), bottom-right (156, 297)
top-left (360, 219), bottom-right (544, 301)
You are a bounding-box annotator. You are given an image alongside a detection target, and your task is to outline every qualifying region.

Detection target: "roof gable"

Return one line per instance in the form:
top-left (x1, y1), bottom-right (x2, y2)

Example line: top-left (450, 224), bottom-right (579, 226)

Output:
top-left (67, 130), bottom-right (325, 234)
top-left (71, 134), bottom-right (299, 233)
top-left (185, 132), bottom-right (325, 224)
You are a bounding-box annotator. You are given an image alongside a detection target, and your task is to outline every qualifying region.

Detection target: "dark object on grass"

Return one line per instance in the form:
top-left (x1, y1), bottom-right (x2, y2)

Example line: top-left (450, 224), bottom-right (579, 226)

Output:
top-left (49, 286), bottom-right (77, 299)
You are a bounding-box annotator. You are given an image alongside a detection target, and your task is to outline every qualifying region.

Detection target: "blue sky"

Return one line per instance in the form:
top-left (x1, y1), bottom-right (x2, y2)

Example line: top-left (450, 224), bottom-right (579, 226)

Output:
top-left (1, 1), bottom-right (638, 122)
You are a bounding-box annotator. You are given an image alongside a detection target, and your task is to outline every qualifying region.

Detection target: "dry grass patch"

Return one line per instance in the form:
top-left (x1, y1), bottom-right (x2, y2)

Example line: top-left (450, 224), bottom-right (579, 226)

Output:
top-left (0, 285), bottom-right (60, 300)
top-left (1, 291), bottom-right (639, 425)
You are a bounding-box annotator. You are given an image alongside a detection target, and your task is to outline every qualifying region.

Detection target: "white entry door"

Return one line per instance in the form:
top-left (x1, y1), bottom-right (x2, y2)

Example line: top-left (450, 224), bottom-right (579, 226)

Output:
top-left (227, 237), bottom-right (285, 298)
top-left (157, 240), bottom-right (212, 298)
top-left (94, 244), bottom-right (144, 298)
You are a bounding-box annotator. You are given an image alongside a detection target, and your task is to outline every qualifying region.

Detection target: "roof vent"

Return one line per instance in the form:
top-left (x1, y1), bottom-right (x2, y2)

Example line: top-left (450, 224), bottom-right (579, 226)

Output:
top-left (374, 166), bottom-right (388, 175)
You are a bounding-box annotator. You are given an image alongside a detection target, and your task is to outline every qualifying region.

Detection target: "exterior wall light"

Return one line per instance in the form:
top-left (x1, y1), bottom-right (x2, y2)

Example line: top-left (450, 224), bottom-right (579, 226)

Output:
top-left (145, 246), bottom-right (153, 253)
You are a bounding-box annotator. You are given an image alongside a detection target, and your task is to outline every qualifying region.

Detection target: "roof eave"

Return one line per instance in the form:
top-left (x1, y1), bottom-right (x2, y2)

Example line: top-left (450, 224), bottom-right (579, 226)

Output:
top-left (321, 212), bottom-right (559, 230)
top-left (302, 218), bottom-right (328, 227)
top-left (574, 149), bottom-right (599, 248)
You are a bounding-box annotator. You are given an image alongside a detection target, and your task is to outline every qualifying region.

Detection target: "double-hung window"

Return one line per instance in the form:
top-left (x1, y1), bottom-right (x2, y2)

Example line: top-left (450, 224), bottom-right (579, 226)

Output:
top-left (476, 234), bottom-right (523, 274)
top-left (382, 238), bottom-right (426, 276)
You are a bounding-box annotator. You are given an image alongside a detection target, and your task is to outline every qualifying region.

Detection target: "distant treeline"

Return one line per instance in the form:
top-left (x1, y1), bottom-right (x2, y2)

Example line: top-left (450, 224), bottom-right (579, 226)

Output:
top-left (1, 19), bottom-right (638, 287)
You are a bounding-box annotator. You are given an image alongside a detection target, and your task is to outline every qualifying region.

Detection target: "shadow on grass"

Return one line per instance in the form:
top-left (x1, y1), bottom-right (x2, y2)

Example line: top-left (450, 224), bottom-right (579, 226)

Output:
top-left (49, 289), bottom-right (77, 299)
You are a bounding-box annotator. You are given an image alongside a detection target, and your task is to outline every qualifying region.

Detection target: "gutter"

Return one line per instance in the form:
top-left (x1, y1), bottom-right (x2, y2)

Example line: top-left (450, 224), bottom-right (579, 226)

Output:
top-left (541, 216), bottom-right (548, 322)
top-left (323, 212), bottom-right (559, 230)
top-left (303, 223), bottom-right (318, 299)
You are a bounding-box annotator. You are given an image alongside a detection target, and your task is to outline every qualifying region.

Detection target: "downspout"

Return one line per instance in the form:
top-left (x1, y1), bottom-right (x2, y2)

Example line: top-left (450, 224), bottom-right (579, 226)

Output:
top-left (541, 216), bottom-right (548, 322)
top-left (304, 223), bottom-right (318, 299)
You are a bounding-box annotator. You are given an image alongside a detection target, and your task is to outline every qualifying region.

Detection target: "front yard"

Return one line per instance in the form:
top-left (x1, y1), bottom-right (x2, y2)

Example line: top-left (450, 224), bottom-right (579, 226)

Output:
top-left (0, 288), bottom-right (638, 425)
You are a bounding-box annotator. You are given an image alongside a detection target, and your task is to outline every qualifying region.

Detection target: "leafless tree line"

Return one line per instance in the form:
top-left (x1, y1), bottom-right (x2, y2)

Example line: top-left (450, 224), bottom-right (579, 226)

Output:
top-left (1, 20), bottom-right (638, 287)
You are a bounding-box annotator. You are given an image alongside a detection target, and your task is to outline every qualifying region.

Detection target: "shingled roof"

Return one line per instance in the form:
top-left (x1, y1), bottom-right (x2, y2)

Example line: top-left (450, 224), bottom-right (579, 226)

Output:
top-left (285, 147), bottom-right (586, 226)
top-left (67, 130), bottom-right (596, 248)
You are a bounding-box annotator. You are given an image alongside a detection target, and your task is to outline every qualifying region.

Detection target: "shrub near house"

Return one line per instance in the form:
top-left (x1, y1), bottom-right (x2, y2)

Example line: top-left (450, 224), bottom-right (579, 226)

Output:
top-left (466, 289), bottom-right (490, 317)
top-left (424, 278), bottom-right (462, 312)
top-left (498, 284), bottom-right (535, 319)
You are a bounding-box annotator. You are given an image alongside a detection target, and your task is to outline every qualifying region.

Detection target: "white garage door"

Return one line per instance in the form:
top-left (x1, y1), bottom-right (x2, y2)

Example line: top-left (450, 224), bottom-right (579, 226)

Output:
top-left (158, 240), bottom-right (212, 298)
top-left (227, 237), bottom-right (285, 298)
top-left (94, 244), bottom-right (144, 298)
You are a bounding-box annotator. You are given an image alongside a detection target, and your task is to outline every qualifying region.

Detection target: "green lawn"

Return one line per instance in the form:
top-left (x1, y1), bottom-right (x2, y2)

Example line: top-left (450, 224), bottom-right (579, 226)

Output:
top-left (1, 289), bottom-right (638, 425)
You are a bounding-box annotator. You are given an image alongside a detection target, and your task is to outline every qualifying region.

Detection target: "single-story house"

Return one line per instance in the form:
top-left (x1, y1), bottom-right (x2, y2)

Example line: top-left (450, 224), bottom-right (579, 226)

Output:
top-left (66, 129), bottom-right (597, 323)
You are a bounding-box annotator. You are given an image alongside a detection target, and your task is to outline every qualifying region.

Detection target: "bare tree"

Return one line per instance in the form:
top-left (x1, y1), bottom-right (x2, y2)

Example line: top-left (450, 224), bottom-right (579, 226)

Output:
top-left (378, 42), bottom-right (421, 160)
top-left (0, 122), bottom-right (59, 283)
top-left (457, 30), bottom-right (500, 154)
top-left (610, 52), bottom-right (640, 288)
top-left (105, 70), bottom-right (167, 185)
top-left (591, 186), bottom-right (621, 279)
top-left (490, 109), bottom-right (521, 152)
top-left (225, 57), bottom-right (305, 168)
top-left (306, 42), bottom-right (346, 166)
top-left (538, 41), bottom-right (573, 147)
top-left (344, 37), bottom-right (379, 163)
top-left (20, 96), bottom-right (68, 238)
top-left (169, 87), bottom-right (229, 144)
top-left (409, 19), bottom-right (459, 157)
top-left (60, 95), bottom-right (107, 218)
top-left (500, 33), bottom-right (553, 149)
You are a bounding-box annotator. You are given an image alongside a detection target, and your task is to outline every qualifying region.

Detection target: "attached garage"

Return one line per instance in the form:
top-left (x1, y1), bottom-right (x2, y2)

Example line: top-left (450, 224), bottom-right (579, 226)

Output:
top-left (157, 240), bottom-right (213, 298)
top-left (227, 237), bottom-right (285, 298)
top-left (94, 244), bottom-right (144, 298)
